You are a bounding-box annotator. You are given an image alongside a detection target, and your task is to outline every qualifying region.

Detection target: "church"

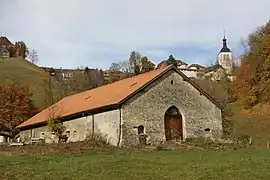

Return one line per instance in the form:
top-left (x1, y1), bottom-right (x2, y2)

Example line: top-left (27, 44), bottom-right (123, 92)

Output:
top-left (161, 35), bottom-right (236, 81)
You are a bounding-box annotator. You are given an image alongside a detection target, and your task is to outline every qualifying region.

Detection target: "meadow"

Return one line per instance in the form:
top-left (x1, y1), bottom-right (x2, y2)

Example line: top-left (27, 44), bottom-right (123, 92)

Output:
top-left (1, 147), bottom-right (270, 180)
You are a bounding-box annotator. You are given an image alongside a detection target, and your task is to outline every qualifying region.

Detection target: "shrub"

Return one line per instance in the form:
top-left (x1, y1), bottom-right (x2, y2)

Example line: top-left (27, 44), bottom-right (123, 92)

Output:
top-left (234, 135), bottom-right (252, 147)
top-left (47, 118), bottom-right (66, 143)
top-left (222, 107), bottom-right (233, 135)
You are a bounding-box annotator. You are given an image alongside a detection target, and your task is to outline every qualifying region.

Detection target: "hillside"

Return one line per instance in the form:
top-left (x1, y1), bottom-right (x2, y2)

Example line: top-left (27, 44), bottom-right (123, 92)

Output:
top-left (0, 57), bottom-right (51, 109)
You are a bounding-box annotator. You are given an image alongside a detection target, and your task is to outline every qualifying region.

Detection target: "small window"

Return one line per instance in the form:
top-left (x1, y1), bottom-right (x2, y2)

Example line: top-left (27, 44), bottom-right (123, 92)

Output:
top-left (73, 130), bottom-right (77, 138)
top-left (171, 80), bottom-right (174, 84)
top-left (138, 125), bottom-right (144, 134)
top-left (204, 128), bottom-right (211, 132)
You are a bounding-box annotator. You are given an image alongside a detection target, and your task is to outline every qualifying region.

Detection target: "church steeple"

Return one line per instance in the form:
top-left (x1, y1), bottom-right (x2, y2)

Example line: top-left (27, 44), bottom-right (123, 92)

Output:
top-left (220, 31), bottom-right (231, 53)
top-left (217, 30), bottom-right (233, 74)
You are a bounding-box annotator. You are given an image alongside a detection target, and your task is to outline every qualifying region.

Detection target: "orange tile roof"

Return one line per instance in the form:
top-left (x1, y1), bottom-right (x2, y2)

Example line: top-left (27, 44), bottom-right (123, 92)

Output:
top-left (17, 65), bottom-right (223, 129)
top-left (17, 66), bottom-right (169, 128)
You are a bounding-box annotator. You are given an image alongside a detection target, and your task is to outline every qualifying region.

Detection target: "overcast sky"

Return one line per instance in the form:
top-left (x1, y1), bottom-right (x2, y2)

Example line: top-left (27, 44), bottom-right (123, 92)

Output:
top-left (1, 0), bottom-right (270, 69)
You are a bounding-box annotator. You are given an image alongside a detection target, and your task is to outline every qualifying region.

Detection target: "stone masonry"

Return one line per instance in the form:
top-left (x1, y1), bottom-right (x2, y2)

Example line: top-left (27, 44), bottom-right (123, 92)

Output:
top-left (120, 70), bottom-right (222, 147)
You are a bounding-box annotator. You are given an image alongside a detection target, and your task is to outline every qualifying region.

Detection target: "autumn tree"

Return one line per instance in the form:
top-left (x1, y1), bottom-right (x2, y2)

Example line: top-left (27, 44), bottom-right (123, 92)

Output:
top-left (233, 20), bottom-right (270, 106)
top-left (28, 49), bottom-right (39, 64)
top-left (141, 56), bottom-right (156, 73)
top-left (0, 81), bottom-right (37, 131)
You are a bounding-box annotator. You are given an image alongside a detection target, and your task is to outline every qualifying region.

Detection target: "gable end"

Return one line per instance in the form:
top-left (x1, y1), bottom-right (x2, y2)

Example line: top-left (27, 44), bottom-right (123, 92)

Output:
top-left (119, 65), bottom-right (223, 110)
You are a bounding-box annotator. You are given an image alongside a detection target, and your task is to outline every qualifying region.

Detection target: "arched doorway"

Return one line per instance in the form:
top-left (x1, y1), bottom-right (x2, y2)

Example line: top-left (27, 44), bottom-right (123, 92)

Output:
top-left (164, 106), bottom-right (183, 141)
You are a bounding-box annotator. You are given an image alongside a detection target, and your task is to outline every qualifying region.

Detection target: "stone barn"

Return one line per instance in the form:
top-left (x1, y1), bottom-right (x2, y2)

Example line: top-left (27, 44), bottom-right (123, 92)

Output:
top-left (17, 65), bottom-right (224, 147)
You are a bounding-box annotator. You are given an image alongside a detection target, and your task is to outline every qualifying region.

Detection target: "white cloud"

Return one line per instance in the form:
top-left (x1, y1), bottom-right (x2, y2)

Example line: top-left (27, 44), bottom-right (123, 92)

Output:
top-left (1, 0), bottom-right (270, 68)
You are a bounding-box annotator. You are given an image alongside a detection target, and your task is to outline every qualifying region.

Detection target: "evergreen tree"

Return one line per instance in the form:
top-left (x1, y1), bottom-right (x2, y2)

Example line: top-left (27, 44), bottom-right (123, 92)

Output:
top-left (167, 55), bottom-right (177, 67)
top-left (129, 51), bottom-right (141, 75)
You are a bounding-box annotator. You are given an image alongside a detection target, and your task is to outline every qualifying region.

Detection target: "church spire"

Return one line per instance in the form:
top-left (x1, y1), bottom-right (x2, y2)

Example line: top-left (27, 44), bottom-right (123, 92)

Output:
top-left (220, 30), bottom-right (231, 53)
top-left (222, 29), bottom-right (227, 48)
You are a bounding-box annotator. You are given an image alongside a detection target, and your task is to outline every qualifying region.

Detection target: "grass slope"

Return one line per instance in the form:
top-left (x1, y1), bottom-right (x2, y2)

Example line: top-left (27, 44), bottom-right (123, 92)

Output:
top-left (0, 57), bottom-right (50, 109)
top-left (230, 102), bottom-right (270, 147)
top-left (1, 149), bottom-right (270, 180)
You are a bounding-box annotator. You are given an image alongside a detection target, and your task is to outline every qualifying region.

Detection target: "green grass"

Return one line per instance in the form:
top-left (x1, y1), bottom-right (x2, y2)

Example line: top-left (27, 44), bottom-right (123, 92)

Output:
top-left (1, 149), bottom-right (270, 180)
top-left (0, 57), bottom-right (50, 109)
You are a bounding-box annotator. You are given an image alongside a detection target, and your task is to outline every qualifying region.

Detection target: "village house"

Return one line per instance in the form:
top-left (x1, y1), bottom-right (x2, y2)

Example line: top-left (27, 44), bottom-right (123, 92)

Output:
top-left (0, 36), bottom-right (27, 58)
top-left (17, 65), bottom-right (224, 147)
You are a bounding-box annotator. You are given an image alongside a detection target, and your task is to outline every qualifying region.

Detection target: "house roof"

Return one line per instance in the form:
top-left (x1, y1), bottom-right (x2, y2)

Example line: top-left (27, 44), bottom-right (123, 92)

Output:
top-left (156, 60), bottom-right (188, 69)
top-left (188, 64), bottom-right (206, 70)
top-left (17, 65), bottom-right (223, 129)
top-left (0, 36), bottom-right (13, 46)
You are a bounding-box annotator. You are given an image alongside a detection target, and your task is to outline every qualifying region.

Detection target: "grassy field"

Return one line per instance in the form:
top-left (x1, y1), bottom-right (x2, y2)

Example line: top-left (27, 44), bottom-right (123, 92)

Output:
top-left (0, 57), bottom-right (50, 109)
top-left (1, 148), bottom-right (270, 180)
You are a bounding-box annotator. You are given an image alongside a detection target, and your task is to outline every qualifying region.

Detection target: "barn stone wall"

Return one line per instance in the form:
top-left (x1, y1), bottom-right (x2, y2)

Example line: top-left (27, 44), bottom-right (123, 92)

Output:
top-left (19, 109), bottom-right (120, 146)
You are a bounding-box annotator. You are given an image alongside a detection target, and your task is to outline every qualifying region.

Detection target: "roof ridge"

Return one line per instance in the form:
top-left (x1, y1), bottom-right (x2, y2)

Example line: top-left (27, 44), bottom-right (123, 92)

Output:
top-left (62, 66), bottom-right (170, 100)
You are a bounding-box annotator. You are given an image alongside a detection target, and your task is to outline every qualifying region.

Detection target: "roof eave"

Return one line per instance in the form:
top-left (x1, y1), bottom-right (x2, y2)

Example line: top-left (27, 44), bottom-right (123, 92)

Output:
top-left (17, 104), bottom-right (119, 130)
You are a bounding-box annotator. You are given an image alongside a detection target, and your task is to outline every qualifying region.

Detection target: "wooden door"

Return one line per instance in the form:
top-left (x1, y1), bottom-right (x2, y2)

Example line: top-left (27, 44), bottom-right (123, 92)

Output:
top-left (165, 115), bottom-right (183, 141)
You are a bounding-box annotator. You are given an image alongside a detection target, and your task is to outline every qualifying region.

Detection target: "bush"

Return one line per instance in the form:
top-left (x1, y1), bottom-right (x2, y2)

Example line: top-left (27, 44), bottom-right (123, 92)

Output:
top-left (234, 135), bottom-right (252, 147)
top-left (222, 107), bottom-right (233, 135)
top-left (47, 118), bottom-right (66, 143)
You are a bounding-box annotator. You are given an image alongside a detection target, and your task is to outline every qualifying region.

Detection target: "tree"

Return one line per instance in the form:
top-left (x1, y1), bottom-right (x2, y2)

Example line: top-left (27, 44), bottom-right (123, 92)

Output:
top-left (141, 56), bottom-right (156, 73)
top-left (47, 105), bottom-right (67, 143)
top-left (129, 51), bottom-right (141, 75)
top-left (119, 61), bottom-right (130, 72)
top-left (28, 49), bottom-right (39, 64)
top-left (109, 63), bottom-right (121, 71)
top-left (7, 45), bottom-right (16, 57)
top-left (0, 81), bottom-right (38, 131)
top-left (167, 55), bottom-right (177, 67)
top-left (233, 20), bottom-right (270, 105)
top-left (15, 41), bottom-right (28, 58)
